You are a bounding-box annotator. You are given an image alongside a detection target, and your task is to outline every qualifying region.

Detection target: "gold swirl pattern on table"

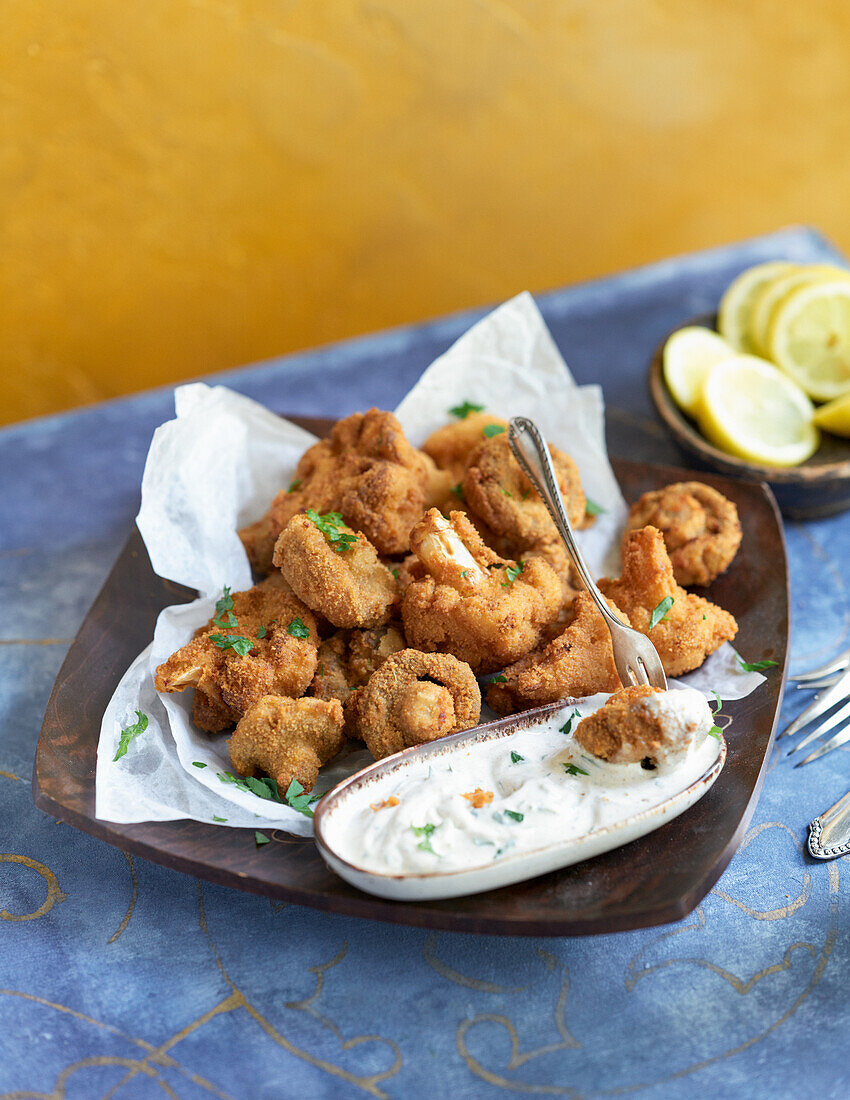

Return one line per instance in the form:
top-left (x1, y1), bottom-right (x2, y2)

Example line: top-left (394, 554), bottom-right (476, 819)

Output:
top-left (455, 834), bottom-right (840, 1096)
top-left (0, 855), bottom-right (67, 922)
top-left (106, 852), bottom-right (138, 945)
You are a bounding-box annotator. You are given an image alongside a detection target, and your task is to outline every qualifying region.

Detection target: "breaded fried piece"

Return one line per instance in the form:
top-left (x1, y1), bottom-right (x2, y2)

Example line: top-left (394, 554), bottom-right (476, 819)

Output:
top-left (486, 593), bottom-right (628, 715)
top-left (239, 409), bottom-right (431, 571)
top-left (625, 482), bottom-right (742, 587)
top-left (463, 434), bottom-right (589, 545)
top-left (274, 514), bottom-right (397, 629)
top-left (401, 509), bottom-right (562, 674)
top-left (422, 412), bottom-right (509, 482)
top-left (524, 541), bottom-right (580, 617)
top-left (308, 624), bottom-right (406, 713)
top-left (228, 695), bottom-right (345, 794)
top-left (309, 633), bottom-right (353, 703)
top-left (574, 685), bottom-right (713, 768)
top-left (349, 649), bottom-right (481, 759)
top-left (598, 526), bottom-right (737, 677)
top-left (154, 574), bottom-right (319, 732)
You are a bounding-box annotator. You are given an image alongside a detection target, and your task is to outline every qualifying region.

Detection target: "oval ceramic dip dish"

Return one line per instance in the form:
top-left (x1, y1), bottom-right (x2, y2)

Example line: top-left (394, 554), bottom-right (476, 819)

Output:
top-left (313, 689), bottom-right (726, 902)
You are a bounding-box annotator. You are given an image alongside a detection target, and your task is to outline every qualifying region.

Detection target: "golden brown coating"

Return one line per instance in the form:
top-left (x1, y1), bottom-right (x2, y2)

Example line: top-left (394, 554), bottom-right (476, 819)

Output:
top-left (308, 624), bottom-right (406, 731)
top-left (524, 541), bottom-right (581, 617)
top-left (228, 695), bottom-right (346, 794)
top-left (349, 649), bottom-right (481, 759)
top-left (346, 623), bottom-right (407, 684)
top-left (421, 412), bottom-right (509, 482)
top-left (574, 685), bottom-right (663, 764)
top-left (624, 481), bottom-right (742, 587)
top-left (154, 575), bottom-right (320, 731)
top-left (463, 434), bottom-right (588, 546)
top-left (274, 514), bottom-right (397, 629)
top-left (598, 526), bottom-right (737, 677)
top-left (309, 633), bottom-right (353, 704)
top-left (486, 593), bottom-right (628, 716)
top-left (401, 509), bottom-right (563, 674)
top-left (239, 409), bottom-right (432, 571)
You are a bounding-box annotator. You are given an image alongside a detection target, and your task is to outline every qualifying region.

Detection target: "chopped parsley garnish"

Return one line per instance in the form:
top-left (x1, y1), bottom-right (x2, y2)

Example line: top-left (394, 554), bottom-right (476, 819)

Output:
top-left (585, 498), bottom-right (604, 516)
top-left (501, 561), bottom-right (524, 586)
top-left (738, 657), bottom-right (778, 672)
top-left (288, 479), bottom-right (302, 493)
top-left (510, 751), bottom-right (524, 764)
top-left (499, 486), bottom-right (513, 498)
top-left (559, 709), bottom-right (581, 735)
top-left (489, 674), bottom-right (508, 683)
top-left (391, 567), bottom-right (400, 580)
top-left (707, 691), bottom-right (729, 740)
top-left (212, 586), bottom-right (237, 628)
top-left (306, 509), bottom-right (358, 553)
top-left (450, 483), bottom-right (465, 500)
top-left (521, 489), bottom-right (531, 500)
top-left (255, 831), bottom-right (271, 847)
top-left (649, 596), bottom-right (674, 630)
top-left (113, 710), bottom-right (148, 761)
top-left (503, 810), bottom-right (524, 823)
top-left (483, 424), bottom-right (506, 438)
top-left (218, 771), bottom-right (280, 800)
top-left (256, 625), bottom-right (267, 639)
top-left (707, 725), bottom-right (722, 741)
top-left (411, 823), bottom-right (438, 853)
top-left (210, 633), bottom-right (254, 656)
top-left (192, 761), bottom-right (207, 769)
top-left (449, 401), bottom-right (484, 419)
top-left (460, 569), bottom-right (469, 579)
top-left (212, 816), bottom-right (227, 823)
top-left (284, 778), bottom-right (320, 817)
top-left (287, 617), bottom-right (310, 639)
top-left (563, 762), bottom-right (589, 776)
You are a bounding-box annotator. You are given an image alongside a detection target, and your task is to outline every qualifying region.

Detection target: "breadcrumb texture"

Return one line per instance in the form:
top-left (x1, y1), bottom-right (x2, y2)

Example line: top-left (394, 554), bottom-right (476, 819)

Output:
top-left (349, 648), bottom-right (481, 759)
top-left (401, 509), bottom-right (562, 674)
top-left (274, 514), bottom-right (397, 629)
top-left (599, 526), bottom-right (737, 677)
top-left (154, 574), bottom-right (319, 731)
top-left (625, 481), bottom-right (741, 587)
top-left (239, 409), bottom-right (432, 570)
top-left (228, 695), bottom-right (345, 794)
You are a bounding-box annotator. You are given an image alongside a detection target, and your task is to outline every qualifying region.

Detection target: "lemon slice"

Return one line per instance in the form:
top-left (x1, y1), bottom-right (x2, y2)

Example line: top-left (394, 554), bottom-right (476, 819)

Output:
top-left (748, 264), bottom-right (850, 357)
top-left (813, 392), bottom-right (850, 437)
top-left (718, 261), bottom-right (793, 353)
top-left (767, 279), bottom-right (850, 401)
top-left (698, 355), bottom-right (819, 467)
top-left (662, 326), bottom-right (735, 416)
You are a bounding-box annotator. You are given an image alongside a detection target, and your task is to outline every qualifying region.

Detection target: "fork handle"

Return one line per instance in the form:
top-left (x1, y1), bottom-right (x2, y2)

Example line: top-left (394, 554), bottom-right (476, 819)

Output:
top-left (507, 417), bottom-right (619, 630)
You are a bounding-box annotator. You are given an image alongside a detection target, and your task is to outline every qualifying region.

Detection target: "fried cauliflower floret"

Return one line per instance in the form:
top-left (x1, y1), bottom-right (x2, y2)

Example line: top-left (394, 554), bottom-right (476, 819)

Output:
top-left (486, 593), bottom-right (628, 715)
top-left (348, 649), bottom-right (481, 759)
top-left (308, 624), bottom-right (406, 714)
top-left (309, 633), bottom-right (353, 703)
top-left (625, 482), bottom-right (742, 588)
top-left (154, 575), bottom-right (319, 732)
top-left (598, 526), bottom-right (737, 677)
top-left (228, 695), bottom-right (345, 794)
top-left (421, 412), bottom-right (509, 482)
top-left (239, 409), bottom-right (432, 571)
top-left (274, 514), bottom-right (397, 629)
top-left (401, 510), bottom-right (562, 674)
top-left (524, 541), bottom-right (581, 618)
top-left (347, 623), bottom-right (407, 683)
top-left (463, 434), bottom-right (589, 546)
top-left (574, 685), bottom-right (713, 769)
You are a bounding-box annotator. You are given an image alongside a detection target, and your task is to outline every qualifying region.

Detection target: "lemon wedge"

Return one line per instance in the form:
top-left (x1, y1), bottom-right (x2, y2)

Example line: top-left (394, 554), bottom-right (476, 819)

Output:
top-left (813, 392), bottom-right (850, 437)
top-left (718, 261), bottom-right (793, 353)
top-left (662, 326), bottom-right (734, 416)
top-left (698, 355), bottom-right (820, 467)
top-left (748, 264), bottom-right (850, 357)
top-left (767, 278), bottom-right (850, 401)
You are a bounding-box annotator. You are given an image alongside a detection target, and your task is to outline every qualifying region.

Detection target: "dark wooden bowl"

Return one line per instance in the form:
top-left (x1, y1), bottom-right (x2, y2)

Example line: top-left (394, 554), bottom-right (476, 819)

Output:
top-left (33, 417), bottom-right (790, 937)
top-left (649, 314), bottom-right (850, 519)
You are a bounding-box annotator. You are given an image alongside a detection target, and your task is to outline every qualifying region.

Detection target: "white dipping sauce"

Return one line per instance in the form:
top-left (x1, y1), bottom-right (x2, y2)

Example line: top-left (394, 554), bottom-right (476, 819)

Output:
top-left (328, 688), bottom-right (719, 876)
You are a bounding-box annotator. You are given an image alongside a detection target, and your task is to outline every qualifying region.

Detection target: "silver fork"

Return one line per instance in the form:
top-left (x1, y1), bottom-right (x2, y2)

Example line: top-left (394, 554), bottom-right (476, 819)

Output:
top-left (508, 416), bottom-right (667, 691)
top-left (778, 657), bottom-right (850, 766)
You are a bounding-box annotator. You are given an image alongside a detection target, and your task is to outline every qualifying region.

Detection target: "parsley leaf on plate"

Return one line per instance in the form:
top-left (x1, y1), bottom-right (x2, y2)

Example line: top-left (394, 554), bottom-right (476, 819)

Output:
top-left (287, 617), bottom-right (310, 639)
top-left (449, 401), bottom-right (484, 419)
top-left (585, 497), bottom-right (605, 516)
top-left (255, 831), bottom-right (271, 847)
top-left (559, 709), bottom-right (581, 735)
top-left (563, 762), bottom-right (589, 776)
top-left (738, 657), bottom-right (778, 672)
top-left (510, 751), bottom-right (524, 764)
top-left (411, 823), bottom-right (438, 853)
top-left (113, 710), bottom-right (148, 762)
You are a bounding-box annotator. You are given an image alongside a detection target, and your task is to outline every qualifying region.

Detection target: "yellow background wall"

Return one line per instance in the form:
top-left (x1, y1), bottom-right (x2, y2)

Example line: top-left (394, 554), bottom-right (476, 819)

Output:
top-left (4, 1), bottom-right (850, 424)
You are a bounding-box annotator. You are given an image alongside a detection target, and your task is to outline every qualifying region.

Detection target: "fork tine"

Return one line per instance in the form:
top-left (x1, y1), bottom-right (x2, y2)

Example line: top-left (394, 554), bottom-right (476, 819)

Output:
top-left (795, 674), bottom-right (843, 691)
top-left (787, 697), bottom-right (850, 756)
top-left (788, 647), bottom-right (850, 682)
top-left (794, 724), bottom-right (850, 768)
top-left (778, 665), bottom-right (850, 739)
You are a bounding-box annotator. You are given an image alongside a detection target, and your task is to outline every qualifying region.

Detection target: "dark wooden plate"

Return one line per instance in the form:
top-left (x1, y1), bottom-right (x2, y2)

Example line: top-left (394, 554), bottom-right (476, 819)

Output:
top-left (34, 419), bottom-right (789, 937)
top-left (649, 313), bottom-right (850, 519)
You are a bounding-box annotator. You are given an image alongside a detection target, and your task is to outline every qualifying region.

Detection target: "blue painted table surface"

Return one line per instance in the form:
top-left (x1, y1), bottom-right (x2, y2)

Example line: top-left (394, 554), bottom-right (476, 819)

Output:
top-left (1, 226), bottom-right (848, 1099)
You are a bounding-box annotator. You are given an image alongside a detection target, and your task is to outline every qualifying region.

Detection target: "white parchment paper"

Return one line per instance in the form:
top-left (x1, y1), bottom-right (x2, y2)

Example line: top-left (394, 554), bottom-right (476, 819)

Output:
top-left (96, 292), bottom-right (764, 831)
